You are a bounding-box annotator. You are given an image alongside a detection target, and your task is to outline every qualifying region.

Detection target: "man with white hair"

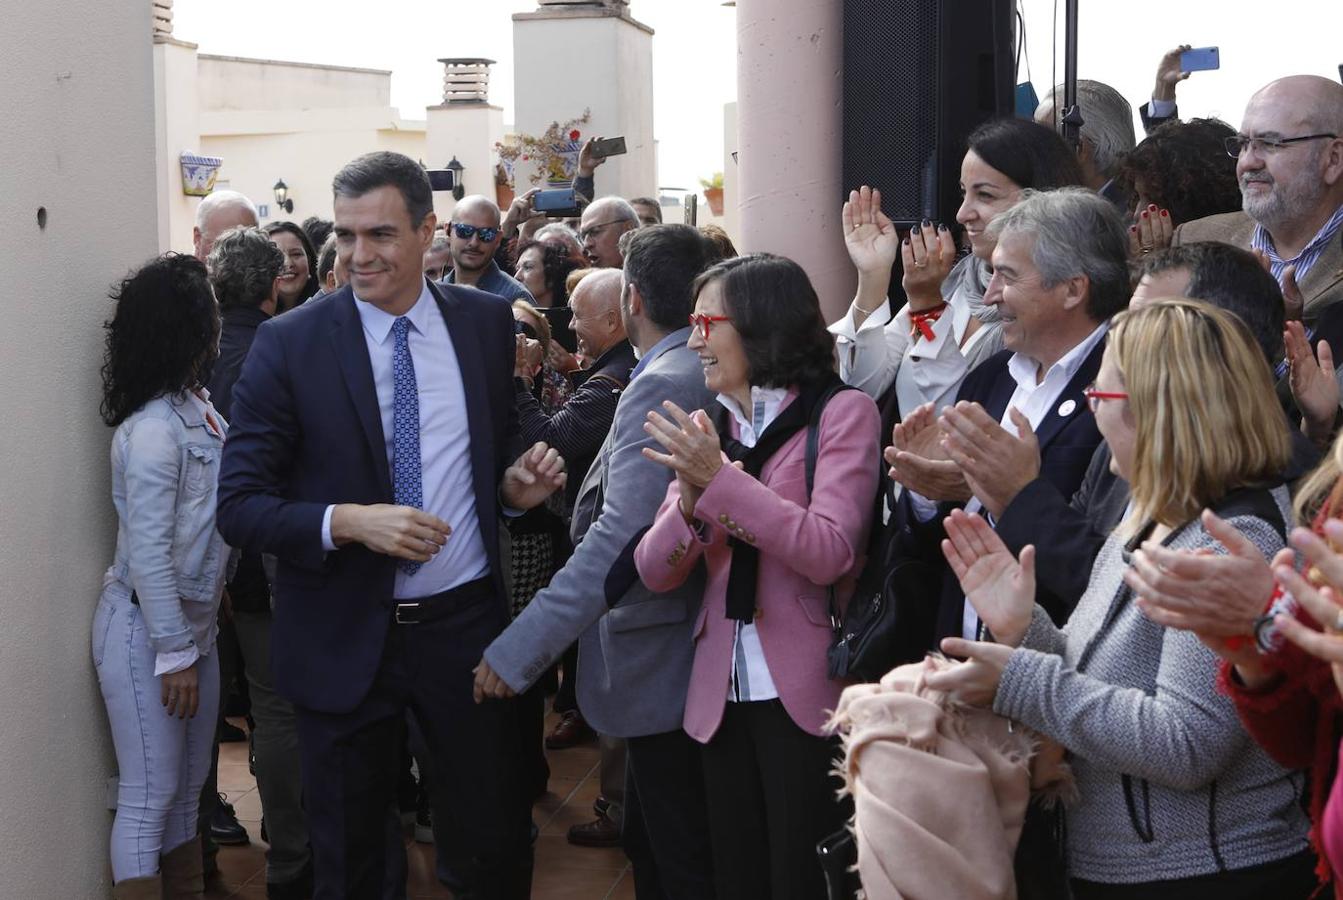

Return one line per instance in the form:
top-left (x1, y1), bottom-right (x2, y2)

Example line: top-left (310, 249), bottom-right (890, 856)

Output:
top-left (1174, 74), bottom-right (1343, 323)
top-left (579, 196), bottom-right (640, 268)
top-left (1035, 80), bottom-right (1137, 208)
top-left (192, 190), bottom-right (258, 262)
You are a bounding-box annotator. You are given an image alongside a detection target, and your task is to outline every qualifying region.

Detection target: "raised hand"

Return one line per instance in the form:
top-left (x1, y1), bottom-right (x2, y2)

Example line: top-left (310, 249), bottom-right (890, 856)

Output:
top-left (842, 186), bottom-right (899, 277)
top-left (1153, 45), bottom-right (1193, 103)
top-left (940, 509), bottom-right (1035, 646)
top-left (1129, 204), bottom-right (1174, 258)
top-left (885, 402), bottom-right (971, 502)
top-left (901, 220), bottom-right (958, 309)
top-left (577, 136), bottom-right (610, 178)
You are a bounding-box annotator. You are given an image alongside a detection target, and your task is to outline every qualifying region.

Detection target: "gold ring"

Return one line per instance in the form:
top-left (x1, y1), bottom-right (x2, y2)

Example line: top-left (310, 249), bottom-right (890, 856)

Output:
top-left (914, 261), bottom-right (927, 269)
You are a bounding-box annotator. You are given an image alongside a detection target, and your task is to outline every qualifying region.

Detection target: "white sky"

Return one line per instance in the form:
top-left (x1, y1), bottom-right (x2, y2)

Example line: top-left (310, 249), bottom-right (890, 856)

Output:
top-left (173, 0), bottom-right (1341, 193)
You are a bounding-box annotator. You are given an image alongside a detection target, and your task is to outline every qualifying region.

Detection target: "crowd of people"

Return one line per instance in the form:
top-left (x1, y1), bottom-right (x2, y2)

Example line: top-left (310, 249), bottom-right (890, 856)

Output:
top-left (90, 45), bottom-right (1343, 900)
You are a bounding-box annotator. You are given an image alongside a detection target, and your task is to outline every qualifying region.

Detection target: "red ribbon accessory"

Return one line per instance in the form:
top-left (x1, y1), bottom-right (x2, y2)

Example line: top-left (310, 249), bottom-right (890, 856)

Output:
top-left (909, 302), bottom-right (949, 342)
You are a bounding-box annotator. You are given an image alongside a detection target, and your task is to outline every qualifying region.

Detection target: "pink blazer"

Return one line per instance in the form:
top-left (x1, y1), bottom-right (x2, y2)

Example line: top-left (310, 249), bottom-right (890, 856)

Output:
top-left (634, 388), bottom-right (881, 742)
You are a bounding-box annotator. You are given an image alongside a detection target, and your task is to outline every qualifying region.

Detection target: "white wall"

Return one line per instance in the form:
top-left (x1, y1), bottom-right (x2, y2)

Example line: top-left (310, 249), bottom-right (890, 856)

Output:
top-left (155, 38), bottom-right (204, 254)
top-left (512, 7), bottom-right (657, 200)
top-left (0, 0), bottom-right (160, 895)
top-left (426, 102), bottom-right (506, 223)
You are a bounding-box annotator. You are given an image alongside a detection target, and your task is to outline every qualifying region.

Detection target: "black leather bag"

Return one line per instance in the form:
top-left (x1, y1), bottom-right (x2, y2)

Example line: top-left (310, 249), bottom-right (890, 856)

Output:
top-left (826, 549), bottom-right (935, 681)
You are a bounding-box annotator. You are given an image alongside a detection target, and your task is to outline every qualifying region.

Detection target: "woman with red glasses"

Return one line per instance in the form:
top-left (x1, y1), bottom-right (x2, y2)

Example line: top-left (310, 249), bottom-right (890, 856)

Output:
top-left (926, 300), bottom-right (1316, 899)
top-left (634, 253), bottom-right (881, 899)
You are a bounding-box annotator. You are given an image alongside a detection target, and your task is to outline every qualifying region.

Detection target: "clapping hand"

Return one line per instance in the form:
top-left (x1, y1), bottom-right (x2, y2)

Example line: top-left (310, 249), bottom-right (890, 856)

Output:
top-left (1285, 322), bottom-right (1338, 445)
top-left (643, 401), bottom-right (725, 512)
top-left (1129, 204), bottom-right (1174, 258)
top-left (884, 402), bottom-right (972, 502)
top-left (501, 442), bottom-right (566, 510)
top-left (922, 638), bottom-right (1014, 707)
top-left (940, 509), bottom-right (1035, 646)
top-left (938, 403), bottom-right (1040, 518)
top-left (1271, 521), bottom-right (1343, 698)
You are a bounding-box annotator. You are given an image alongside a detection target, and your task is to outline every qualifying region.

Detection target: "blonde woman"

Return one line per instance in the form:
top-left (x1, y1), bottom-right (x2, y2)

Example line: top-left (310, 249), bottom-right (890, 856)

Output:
top-left (926, 301), bottom-right (1315, 898)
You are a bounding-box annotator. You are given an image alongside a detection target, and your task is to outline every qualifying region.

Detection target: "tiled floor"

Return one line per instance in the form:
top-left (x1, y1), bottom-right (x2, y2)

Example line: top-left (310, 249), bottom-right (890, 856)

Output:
top-left (205, 713), bottom-right (632, 899)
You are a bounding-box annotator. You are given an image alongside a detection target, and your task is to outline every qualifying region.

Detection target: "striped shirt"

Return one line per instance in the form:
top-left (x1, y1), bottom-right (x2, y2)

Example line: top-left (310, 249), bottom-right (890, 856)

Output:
top-left (1261, 202), bottom-right (1343, 378)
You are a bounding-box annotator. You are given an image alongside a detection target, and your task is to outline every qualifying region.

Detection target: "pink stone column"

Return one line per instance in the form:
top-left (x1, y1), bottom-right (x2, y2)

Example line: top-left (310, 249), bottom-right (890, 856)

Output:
top-left (736, 0), bottom-right (855, 320)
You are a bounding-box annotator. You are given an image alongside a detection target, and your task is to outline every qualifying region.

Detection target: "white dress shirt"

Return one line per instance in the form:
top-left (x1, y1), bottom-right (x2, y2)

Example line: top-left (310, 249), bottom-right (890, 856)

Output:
top-left (716, 385), bottom-right (791, 703)
top-left (829, 256), bottom-right (997, 414)
top-left (321, 281), bottom-right (489, 600)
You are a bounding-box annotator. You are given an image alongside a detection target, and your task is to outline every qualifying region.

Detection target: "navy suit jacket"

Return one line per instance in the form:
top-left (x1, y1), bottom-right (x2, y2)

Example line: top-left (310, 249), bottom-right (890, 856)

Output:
top-left (216, 280), bottom-right (519, 714)
top-left (892, 341), bottom-right (1107, 647)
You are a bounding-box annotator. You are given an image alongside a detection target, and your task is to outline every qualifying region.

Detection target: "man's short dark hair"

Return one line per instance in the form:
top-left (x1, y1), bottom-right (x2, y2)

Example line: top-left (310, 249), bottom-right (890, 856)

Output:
top-left (301, 216), bottom-right (334, 254)
top-left (1141, 242), bottom-right (1286, 363)
top-left (208, 226), bottom-right (284, 311)
top-left (621, 224), bottom-right (714, 331)
top-left (692, 253), bottom-right (836, 388)
top-left (630, 197), bottom-right (663, 223)
top-left (332, 152), bottom-right (433, 226)
top-left (317, 233), bottom-right (339, 282)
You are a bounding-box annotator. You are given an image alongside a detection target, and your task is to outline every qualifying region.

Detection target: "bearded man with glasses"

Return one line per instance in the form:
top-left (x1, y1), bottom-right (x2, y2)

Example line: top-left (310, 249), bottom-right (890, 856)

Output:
top-left (1173, 75), bottom-right (1343, 324)
top-left (441, 194), bottom-right (536, 303)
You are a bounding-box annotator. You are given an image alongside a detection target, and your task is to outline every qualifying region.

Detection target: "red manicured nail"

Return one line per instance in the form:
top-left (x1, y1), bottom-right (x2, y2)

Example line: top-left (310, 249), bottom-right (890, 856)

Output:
top-left (1142, 211), bottom-right (1149, 219)
top-left (1148, 204), bottom-right (1157, 211)
top-left (1160, 210), bottom-right (1169, 218)
top-left (1129, 225), bottom-right (1137, 232)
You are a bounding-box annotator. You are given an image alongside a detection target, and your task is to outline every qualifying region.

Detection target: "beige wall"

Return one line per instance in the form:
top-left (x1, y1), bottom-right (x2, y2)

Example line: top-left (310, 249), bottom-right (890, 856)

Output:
top-left (198, 54), bottom-right (390, 111)
top-left (513, 7), bottom-right (657, 200)
top-left (426, 102), bottom-right (506, 223)
top-left (155, 38), bottom-right (204, 255)
top-left (0, 0), bottom-right (161, 895)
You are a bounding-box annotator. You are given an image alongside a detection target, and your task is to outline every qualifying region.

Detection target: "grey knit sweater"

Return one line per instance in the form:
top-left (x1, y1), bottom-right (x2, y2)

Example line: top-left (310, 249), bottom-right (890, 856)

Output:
top-left (995, 506), bottom-right (1311, 884)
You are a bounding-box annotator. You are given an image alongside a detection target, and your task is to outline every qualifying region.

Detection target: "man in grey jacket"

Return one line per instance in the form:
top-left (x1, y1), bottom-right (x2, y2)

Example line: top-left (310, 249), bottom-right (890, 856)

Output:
top-left (474, 224), bottom-right (718, 898)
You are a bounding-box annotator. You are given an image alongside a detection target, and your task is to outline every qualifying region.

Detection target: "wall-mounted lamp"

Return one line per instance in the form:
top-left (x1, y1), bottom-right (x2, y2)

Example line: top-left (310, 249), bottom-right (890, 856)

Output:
top-left (273, 179), bottom-right (294, 214)
top-left (447, 157), bottom-right (466, 201)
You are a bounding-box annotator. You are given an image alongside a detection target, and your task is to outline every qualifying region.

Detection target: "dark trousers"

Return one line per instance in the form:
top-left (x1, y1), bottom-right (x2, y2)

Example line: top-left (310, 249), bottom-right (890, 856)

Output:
top-left (624, 729), bottom-right (716, 900)
top-left (293, 586), bottom-right (534, 900)
top-left (553, 643), bottom-right (579, 714)
top-left (1070, 849), bottom-right (1318, 900)
top-left (700, 699), bottom-right (846, 900)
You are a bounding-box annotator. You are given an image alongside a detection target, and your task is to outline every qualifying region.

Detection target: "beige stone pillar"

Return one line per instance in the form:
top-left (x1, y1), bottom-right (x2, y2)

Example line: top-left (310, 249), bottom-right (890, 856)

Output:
top-left (735, 0), bottom-right (854, 319)
top-left (153, 33), bottom-right (202, 253)
top-left (426, 59), bottom-right (505, 222)
top-left (2, 0), bottom-right (161, 895)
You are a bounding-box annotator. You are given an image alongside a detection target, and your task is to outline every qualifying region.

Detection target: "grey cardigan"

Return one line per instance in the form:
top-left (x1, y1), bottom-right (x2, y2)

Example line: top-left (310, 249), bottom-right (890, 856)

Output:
top-left (995, 496), bottom-right (1311, 883)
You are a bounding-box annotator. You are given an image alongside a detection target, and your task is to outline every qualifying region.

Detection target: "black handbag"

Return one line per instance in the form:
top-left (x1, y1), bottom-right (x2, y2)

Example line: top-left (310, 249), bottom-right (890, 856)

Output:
top-left (816, 827), bottom-right (861, 900)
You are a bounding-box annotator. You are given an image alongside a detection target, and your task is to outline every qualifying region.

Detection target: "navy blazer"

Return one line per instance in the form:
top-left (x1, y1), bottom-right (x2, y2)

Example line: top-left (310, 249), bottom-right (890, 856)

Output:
top-left (892, 341), bottom-right (1107, 647)
top-left (216, 280), bottom-right (519, 714)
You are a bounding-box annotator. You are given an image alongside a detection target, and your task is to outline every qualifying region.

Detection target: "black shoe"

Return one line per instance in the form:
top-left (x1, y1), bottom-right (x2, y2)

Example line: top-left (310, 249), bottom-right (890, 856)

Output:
top-left (219, 718), bottom-right (248, 743)
top-left (248, 731), bottom-right (257, 776)
top-left (211, 793), bottom-right (251, 846)
top-left (266, 860), bottom-right (313, 900)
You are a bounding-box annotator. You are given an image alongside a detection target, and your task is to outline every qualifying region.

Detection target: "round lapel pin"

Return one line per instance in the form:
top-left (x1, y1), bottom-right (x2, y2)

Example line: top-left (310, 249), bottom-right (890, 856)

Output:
top-left (1058, 399), bottom-right (1076, 417)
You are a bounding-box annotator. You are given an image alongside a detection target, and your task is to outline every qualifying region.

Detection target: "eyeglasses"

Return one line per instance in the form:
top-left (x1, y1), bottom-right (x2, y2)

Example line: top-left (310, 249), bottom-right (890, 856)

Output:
top-left (1083, 384), bottom-right (1128, 412)
top-left (689, 313), bottom-right (732, 340)
top-left (450, 222), bottom-right (500, 242)
top-left (1223, 133), bottom-right (1338, 158)
top-left (579, 219), bottom-right (629, 242)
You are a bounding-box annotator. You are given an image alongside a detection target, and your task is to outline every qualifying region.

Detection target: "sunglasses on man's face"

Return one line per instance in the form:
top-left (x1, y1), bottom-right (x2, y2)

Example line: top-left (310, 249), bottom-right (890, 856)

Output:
top-left (451, 223), bottom-right (500, 243)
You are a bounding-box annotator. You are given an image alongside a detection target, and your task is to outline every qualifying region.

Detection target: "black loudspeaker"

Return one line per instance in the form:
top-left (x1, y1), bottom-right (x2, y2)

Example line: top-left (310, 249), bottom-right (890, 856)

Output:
top-left (842, 0), bottom-right (1015, 229)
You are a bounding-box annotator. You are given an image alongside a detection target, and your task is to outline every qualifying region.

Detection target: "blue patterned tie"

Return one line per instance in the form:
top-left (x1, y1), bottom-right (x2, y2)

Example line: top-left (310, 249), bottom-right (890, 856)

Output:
top-left (391, 317), bottom-right (423, 575)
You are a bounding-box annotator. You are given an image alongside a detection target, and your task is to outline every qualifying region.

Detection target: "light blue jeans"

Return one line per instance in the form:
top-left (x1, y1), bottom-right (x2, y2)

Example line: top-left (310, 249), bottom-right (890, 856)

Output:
top-left (93, 586), bottom-right (220, 881)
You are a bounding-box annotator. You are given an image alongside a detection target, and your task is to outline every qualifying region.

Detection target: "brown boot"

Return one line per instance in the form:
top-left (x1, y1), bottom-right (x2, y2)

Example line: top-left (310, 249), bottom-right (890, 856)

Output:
top-left (110, 874), bottom-right (161, 899)
top-left (159, 836), bottom-right (205, 899)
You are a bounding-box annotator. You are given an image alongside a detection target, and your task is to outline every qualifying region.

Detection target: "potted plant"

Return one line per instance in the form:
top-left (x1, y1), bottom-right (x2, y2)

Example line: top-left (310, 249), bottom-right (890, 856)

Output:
top-left (494, 109), bottom-right (593, 190)
top-left (700, 172), bottom-right (725, 216)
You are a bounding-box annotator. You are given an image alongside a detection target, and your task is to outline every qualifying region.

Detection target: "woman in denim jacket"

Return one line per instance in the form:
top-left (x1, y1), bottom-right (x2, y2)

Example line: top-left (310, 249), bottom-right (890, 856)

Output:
top-left (94, 253), bottom-right (231, 899)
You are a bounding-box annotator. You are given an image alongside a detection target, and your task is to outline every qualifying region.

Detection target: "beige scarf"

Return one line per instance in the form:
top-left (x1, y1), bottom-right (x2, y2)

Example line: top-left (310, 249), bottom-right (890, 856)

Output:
top-left (827, 657), bottom-right (1073, 900)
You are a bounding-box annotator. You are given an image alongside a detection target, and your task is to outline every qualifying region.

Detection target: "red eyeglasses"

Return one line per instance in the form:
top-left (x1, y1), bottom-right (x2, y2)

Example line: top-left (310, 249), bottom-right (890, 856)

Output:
top-left (689, 313), bottom-right (733, 340)
top-left (1083, 384), bottom-right (1129, 412)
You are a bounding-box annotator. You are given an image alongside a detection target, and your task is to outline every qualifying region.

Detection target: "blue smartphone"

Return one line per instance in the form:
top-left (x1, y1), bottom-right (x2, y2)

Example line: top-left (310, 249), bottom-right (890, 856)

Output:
top-left (1180, 46), bottom-right (1220, 73)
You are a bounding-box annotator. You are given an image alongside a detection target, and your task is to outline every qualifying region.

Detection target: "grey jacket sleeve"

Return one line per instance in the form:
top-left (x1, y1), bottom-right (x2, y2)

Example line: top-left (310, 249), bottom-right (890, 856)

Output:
top-left (483, 371), bottom-right (682, 691)
top-left (994, 516), bottom-right (1283, 791)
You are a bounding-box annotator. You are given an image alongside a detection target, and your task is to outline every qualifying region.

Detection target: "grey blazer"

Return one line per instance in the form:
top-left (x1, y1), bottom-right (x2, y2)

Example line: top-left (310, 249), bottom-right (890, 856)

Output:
top-left (483, 328), bottom-right (715, 738)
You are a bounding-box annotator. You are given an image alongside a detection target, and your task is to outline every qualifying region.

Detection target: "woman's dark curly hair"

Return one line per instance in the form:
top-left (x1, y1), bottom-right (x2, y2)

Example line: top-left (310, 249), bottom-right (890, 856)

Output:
top-left (691, 253), bottom-right (836, 389)
top-left (263, 220), bottom-right (320, 310)
top-left (516, 238), bottom-right (585, 307)
top-left (100, 253), bottom-right (220, 426)
top-left (1118, 118), bottom-right (1241, 225)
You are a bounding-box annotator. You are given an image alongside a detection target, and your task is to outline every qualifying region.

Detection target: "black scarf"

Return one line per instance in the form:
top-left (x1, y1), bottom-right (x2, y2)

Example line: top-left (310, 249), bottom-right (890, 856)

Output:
top-left (712, 373), bottom-right (845, 622)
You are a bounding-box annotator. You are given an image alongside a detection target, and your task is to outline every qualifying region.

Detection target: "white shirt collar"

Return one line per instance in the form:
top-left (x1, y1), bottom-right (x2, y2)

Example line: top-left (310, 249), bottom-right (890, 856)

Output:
top-left (1007, 320), bottom-right (1108, 392)
top-left (716, 385), bottom-right (792, 449)
top-left (353, 279), bottom-right (435, 345)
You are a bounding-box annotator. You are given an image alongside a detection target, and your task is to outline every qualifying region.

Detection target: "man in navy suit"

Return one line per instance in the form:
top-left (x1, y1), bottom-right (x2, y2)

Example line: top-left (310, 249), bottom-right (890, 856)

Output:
top-left (217, 151), bottom-right (564, 900)
top-left (885, 187), bottom-right (1130, 647)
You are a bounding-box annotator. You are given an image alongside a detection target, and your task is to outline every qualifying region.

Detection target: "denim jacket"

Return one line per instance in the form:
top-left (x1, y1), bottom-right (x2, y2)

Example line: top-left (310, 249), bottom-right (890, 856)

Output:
top-left (105, 391), bottom-right (231, 658)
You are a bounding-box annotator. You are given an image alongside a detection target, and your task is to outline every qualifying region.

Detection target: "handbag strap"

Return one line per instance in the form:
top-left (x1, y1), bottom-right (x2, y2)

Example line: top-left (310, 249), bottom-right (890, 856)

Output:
top-left (803, 382), bottom-right (857, 633)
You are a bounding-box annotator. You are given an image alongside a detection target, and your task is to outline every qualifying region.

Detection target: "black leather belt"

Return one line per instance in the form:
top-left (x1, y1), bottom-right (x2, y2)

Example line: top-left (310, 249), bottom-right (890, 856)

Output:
top-left (393, 577), bottom-right (492, 625)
